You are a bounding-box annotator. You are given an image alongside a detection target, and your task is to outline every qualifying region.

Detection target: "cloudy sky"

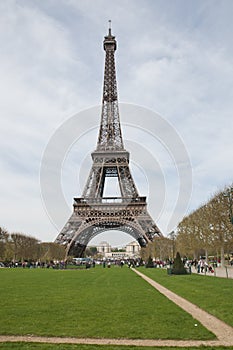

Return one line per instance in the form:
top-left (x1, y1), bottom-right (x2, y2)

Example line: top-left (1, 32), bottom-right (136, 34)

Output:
top-left (1, 0), bottom-right (232, 246)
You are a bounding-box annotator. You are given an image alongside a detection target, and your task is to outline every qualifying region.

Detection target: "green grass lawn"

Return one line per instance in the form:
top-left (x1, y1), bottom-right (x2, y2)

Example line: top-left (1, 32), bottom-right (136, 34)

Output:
top-left (0, 267), bottom-right (214, 340)
top-left (140, 267), bottom-right (233, 327)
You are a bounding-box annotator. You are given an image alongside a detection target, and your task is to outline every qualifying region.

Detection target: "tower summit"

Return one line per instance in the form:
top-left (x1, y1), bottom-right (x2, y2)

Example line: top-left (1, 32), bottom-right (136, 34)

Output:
top-left (55, 25), bottom-right (162, 258)
top-left (97, 20), bottom-right (123, 151)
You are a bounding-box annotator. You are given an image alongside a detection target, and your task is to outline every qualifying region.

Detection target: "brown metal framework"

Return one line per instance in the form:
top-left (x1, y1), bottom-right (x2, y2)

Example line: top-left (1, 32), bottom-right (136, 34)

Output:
top-left (55, 25), bottom-right (162, 257)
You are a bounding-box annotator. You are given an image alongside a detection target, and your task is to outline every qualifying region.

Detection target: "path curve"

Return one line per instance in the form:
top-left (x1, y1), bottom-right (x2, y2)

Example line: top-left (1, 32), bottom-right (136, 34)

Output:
top-left (0, 269), bottom-right (232, 347)
top-left (132, 268), bottom-right (233, 346)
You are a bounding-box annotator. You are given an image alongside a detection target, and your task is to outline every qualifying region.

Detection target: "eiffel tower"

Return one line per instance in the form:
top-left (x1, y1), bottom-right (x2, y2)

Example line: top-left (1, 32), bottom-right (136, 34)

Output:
top-left (55, 23), bottom-right (162, 257)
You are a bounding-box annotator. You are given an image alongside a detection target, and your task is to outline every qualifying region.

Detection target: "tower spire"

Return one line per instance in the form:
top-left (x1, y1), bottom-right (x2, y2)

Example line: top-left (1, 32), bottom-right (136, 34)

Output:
top-left (96, 23), bottom-right (123, 151)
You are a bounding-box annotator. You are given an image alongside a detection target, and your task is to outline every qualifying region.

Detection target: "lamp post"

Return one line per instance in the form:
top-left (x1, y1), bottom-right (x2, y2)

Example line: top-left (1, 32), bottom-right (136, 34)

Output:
top-left (224, 187), bottom-right (233, 225)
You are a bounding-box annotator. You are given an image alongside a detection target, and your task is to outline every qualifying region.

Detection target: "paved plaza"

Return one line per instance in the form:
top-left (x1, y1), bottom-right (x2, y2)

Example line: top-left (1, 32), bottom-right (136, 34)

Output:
top-left (191, 266), bottom-right (233, 279)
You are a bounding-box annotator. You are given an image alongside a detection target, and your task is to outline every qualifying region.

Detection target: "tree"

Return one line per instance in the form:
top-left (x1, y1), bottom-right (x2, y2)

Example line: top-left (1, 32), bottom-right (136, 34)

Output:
top-left (84, 246), bottom-right (99, 257)
top-left (140, 239), bottom-right (158, 262)
top-left (0, 227), bottom-right (9, 260)
top-left (10, 233), bottom-right (39, 261)
top-left (167, 231), bottom-right (176, 259)
top-left (155, 236), bottom-right (174, 261)
top-left (39, 242), bottom-right (66, 261)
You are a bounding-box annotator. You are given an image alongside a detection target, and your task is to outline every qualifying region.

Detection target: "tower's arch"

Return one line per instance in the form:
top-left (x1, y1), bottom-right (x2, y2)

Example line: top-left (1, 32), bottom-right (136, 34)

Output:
top-left (66, 216), bottom-right (148, 257)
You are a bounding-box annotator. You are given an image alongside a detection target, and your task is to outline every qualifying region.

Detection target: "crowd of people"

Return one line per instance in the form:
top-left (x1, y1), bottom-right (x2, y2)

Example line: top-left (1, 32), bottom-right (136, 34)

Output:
top-left (1, 256), bottom-right (232, 272)
top-left (1, 260), bottom-right (67, 269)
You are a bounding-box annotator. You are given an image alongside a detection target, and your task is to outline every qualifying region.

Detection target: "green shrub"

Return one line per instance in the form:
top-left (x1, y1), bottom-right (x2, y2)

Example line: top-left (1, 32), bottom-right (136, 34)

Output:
top-left (146, 255), bottom-right (154, 268)
top-left (172, 252), bottom-right (187, 275)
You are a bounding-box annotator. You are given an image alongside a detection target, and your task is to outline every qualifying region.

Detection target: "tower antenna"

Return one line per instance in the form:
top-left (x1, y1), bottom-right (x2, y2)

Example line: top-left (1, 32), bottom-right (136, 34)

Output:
top-left (108, 19), bottom-right (112, 35)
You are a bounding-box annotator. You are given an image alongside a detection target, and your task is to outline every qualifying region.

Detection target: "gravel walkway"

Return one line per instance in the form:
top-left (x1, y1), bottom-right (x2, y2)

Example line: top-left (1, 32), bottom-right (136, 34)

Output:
top-left (0, 268), bottom-right (232, 347)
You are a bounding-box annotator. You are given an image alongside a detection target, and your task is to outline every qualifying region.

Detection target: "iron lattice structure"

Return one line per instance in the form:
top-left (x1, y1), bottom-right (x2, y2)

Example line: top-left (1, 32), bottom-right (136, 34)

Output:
top-left (55, 26), bottom-right (162, 257)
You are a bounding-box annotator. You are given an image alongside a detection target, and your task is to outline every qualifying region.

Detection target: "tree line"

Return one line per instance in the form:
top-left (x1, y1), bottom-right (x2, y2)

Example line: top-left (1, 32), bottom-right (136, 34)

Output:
top-left (0, 228), bottom-right (65, 263)
top-left (176, 186), bottom-right (233, 264)
top-left (140, 185), bottom-right (233, 265)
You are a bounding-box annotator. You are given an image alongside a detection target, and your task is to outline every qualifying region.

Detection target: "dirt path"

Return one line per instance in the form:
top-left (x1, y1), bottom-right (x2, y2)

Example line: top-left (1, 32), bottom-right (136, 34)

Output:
top-left (132, 268), bottom-right (233, 346)
top-left (0, 335), bottom-right (231, 347)
top-left (0, 268), bottom-right (233, 347)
